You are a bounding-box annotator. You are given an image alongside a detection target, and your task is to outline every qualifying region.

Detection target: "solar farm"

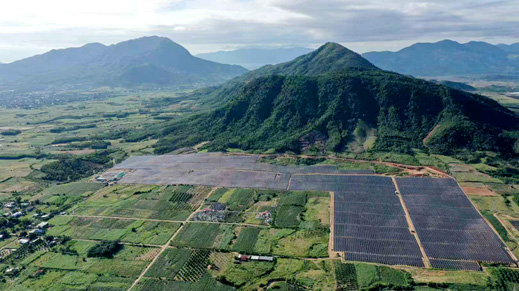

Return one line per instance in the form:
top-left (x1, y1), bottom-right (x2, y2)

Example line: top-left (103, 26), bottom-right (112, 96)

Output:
top-left (111, 153), bottom-right (516, 272)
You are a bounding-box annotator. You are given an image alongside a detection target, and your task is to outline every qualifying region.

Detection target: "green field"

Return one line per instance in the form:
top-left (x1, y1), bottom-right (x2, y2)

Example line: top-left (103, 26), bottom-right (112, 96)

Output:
top-left (47, 216), bottom-right (181, 245)
top-left (71, 184), bottom-right (210, 220)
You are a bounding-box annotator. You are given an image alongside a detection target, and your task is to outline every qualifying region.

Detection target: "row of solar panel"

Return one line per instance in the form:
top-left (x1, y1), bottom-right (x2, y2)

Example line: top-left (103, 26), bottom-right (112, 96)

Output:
top-left (397, 178), bottom-right (514, 264)
top-left (345, 252), bottom-right (424, 268)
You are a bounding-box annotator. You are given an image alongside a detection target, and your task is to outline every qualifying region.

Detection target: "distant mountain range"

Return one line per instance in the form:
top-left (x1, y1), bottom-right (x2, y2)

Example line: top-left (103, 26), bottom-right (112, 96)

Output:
top-left (0, 36), bottom-right (248, 91)
top-left (196, 47), bottom-right (313, 70)
top-left (363, 40), bottom-right (519, 77)
top-left (151, 43), bottom-right (519, 156)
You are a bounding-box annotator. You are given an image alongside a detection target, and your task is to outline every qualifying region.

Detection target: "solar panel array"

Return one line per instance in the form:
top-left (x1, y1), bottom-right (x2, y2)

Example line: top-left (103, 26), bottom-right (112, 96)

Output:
top-left (333, 176), bottom-right (424, 266)
top-left (429, 259), bottom-right (481, 271)
top-left (114, 154), bottom-right (516, 270)
top-left (346, 252), bottom-right (424, 267)
top-left (397, 177), bottom-right (514, 266)
top-left (510, 220), bottom-right (519, 232)
top-left (117, 153), bottom-right (373, 190)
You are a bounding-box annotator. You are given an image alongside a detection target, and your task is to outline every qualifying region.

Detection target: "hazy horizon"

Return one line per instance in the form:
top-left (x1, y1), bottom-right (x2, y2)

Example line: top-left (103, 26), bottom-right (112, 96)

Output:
top-left (1, 0), bottom-right (519, 63)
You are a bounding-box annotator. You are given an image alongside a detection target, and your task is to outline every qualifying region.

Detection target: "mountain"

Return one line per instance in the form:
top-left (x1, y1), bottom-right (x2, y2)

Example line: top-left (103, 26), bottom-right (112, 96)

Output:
top-left (363, 40), bottom-right (518, 77)
top-left (497, 43), bottom-right (519, 54)
top-left (148, 43), bottom-right (519, 156)
top-left (0, 36), bottom-right (248, 91)
top-left (189, 42), bottom-right (378, 105)
top-left (196, 47), bottom-right (313, 69)
top-left (431, 80), bottom-right (477, 92)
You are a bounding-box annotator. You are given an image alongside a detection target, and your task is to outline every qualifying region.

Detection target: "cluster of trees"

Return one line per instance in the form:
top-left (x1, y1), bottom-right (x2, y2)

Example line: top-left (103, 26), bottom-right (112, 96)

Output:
top-left (50, 124), bottom-right (96, 133)
top-left (87, 241), bottom-right (121, 258)
top-left (1, 129), bottom-right (21, 136)
top-left (40, 150), bottom-right (120, 181)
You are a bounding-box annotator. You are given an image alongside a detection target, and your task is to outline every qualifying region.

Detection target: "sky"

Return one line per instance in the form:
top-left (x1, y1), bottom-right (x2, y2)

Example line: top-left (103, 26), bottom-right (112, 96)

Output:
top-left (1, 0), bottom-right (519, 63)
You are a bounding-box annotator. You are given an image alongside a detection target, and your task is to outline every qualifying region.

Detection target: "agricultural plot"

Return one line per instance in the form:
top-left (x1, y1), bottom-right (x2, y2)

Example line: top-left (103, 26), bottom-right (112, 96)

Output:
top-left (146, 248), bottom-right (211, 281)
top-left (332, 176), bottom-right (423, 266)
top-left (137, 274), bottom-right (235, 291)
top-left (14, 241), bottom-right (158, 290)
top-left (31, 181), bottom-right (104, 209)
top-left (335, 262), bottom-right (359, 291)
top-left (71, 184), bottom-right (210, 220)
top-left (47, 216), bottom-right (181, 245)
top-left (397, 177), bottom-right (514, 265)
top-left (171, 223), bottom-right (234, 249)
top-left (219, 258), bottom-right (335, 290)
top-left (198, 188), bottom-right (328, 229)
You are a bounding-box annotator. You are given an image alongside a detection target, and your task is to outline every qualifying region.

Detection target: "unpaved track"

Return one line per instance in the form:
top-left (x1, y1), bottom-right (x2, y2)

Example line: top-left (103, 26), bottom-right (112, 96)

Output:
top-left (391, 177), bottom-right (431, 268)
top-left (66, 214), bottom-right (268, 228)
top-left (127, 187), bottom-right (218, 291)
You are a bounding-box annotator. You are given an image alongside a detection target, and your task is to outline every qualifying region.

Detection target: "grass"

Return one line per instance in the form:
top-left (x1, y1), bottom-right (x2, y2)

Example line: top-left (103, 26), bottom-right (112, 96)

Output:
top-left (355, 263), bottom-right (411, 289)
top-left (301, 194), bottom-right (330, 228)
top-left (253, 228), bottom-right (295, 254)
top-left (47, 216), bottom-right (181, 245)
top-left (137, 274), bottom-right (234, 291)
top-left (402, 267), bottom-right (488, 285)
top-left (275, 205), bottom-right (304, 228)
top-left (171, 223), bottom-right (222, 249)
top-left (273, 229), bottom-right (329, 258)
top-left (71, 184), bottom-right (209, 220)
top-left (29, 244), bottom-right (153, 279)
top-left (278, 191), bottom-right (307, 206)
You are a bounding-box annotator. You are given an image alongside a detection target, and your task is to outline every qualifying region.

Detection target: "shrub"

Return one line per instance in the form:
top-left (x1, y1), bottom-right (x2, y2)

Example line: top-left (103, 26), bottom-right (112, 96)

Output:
top-left (87, 241), bottom-right (121, 258)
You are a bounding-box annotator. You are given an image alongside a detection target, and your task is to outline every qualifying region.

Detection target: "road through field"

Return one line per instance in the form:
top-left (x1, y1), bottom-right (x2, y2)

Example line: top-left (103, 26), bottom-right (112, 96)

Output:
top-left (66, 214), bottom-right (268, 228)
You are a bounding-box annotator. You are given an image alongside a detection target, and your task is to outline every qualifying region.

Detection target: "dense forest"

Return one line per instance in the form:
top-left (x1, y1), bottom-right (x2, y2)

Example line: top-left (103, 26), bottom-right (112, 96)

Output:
top-left (151, 69), bottom-right (519, 156)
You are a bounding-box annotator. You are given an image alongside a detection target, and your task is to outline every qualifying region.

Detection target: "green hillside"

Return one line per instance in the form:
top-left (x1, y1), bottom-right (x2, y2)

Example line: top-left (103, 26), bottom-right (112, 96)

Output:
top-left (149, 43), bottom-right (519, 156)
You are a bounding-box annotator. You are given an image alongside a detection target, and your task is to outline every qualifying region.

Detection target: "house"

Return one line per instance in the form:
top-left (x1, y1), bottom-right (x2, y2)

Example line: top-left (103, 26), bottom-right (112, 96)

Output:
top-left (36, 222), bottom-right (49, 229)
top-left (19, 238), bottom-right (30, 244)
top-left (236, 254), bottom-right (275, 262)
top-left (5, 267), bottom-right (19, 276)
top-left (11, 212), bottom-right (23, 218)
top-left (41, 214), bottom-right (51, 220)
top-left (4, 202), bottom-right (15, 208)
top-left (29, 229), bottom-right (44, 235)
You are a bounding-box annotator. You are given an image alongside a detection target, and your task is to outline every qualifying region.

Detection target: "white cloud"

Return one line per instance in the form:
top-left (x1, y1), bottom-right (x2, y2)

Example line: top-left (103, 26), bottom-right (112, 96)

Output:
top-left (0, 0), bottom-right (518, 62)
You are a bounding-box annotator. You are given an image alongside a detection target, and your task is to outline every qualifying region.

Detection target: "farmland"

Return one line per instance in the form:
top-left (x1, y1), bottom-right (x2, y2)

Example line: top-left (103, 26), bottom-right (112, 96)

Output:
top-left (1, 95), bottom-right (519, 291)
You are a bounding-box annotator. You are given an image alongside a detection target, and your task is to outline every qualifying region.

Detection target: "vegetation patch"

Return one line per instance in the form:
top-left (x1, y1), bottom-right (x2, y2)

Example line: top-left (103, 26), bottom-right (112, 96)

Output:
top-left (87, 240), bottom-right (122, 258)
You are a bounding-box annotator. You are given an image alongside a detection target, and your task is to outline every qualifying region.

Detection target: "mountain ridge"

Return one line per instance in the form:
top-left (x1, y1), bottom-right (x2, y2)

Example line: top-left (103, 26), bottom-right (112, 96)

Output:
top-left (0, 36), bottom-right (248, 90)
top-left (148, 43), bottom-right (519, 156)
top-left (362, 39), bottom-right (519, 77)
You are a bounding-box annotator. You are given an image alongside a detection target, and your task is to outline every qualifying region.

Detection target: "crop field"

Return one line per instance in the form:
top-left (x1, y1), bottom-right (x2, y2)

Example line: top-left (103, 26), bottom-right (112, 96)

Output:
top-left (171, 223), bottom-right (232, 249)
top-left (70, 184), bottom-right (211, 220)
top-left (47, 216), bottom-right (181, 245)
top-left (397, 177), bottom-right (514, 265)
top-left (5, 240), bottom-right (158, 291)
